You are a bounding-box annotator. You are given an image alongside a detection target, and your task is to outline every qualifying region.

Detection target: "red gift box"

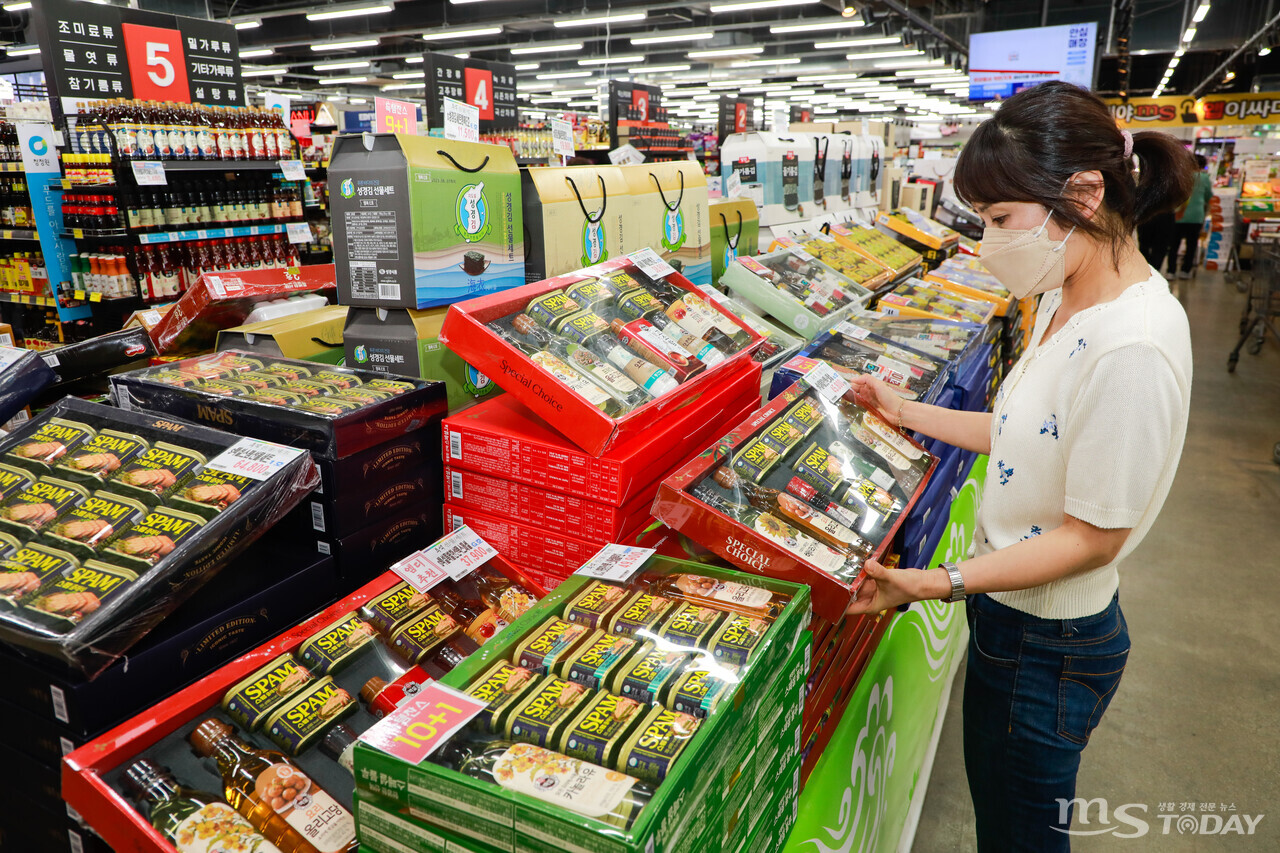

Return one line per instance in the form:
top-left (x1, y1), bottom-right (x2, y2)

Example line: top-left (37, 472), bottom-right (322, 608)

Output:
top-left (62, 555), bottom-right (548, 853)
top-left (440, 255), bottom-right (764, 456)
top-left (654, 380), bottom-right (937, 622)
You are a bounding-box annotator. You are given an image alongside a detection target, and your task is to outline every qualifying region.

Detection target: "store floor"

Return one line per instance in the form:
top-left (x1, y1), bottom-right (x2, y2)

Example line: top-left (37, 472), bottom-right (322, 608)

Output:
top-left (912, 270), bottom-right (1280, 851)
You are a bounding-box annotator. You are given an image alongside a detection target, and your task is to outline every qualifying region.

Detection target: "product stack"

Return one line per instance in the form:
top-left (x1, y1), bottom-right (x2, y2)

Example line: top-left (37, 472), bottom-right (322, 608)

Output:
top-left (109, 351), bottom-right (448, 580)
top-left (438, 254), bottom-right (767, 588)
top-left (720, 243), bottom-right (874, 339)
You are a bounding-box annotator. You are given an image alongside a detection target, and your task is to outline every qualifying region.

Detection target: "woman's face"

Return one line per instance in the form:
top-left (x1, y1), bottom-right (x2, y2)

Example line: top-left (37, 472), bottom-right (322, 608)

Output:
top-left (976, 199), bottom-right (1090, 282)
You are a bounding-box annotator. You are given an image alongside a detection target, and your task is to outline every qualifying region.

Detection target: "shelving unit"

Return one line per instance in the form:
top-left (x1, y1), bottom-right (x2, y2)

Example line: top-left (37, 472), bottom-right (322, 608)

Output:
top-left (0, 229), bottom-right (39, 241)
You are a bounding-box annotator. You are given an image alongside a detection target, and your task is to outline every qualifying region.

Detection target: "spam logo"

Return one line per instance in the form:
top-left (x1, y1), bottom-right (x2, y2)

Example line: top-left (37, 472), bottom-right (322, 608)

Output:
top-left (468, 664), bottom-right (532, 704)
top-left (738, 441), bottom-right (779, 469)
top-left (763, 420), bottom-right (803, 450)
top-left (30, 423), bottom-right (87, 443)
top-left (619, 595), bottom-right (665, 623)
top-left (562, 312), bottom-right (606, 340)
top-left (284, 682), bottom-right (344, 727)
top-left (519, 681), bottom-right (577, 722)
top-left (196, 404), bottom-right (235, 426)
top-left (789, 399), bottom-right (823, 430)
top-left (637, 713), bottom-right (680, 751)
top-left (77, 496), bottom-right (138, 523)
top-left (525, 621), bottom-right (578, 656)
top-left (64, 565), bottom-right (128, 594)
top-left (402, 609), bottom-right (452, 645)
top-left (575, 695), bottom-right (630, 736)
top-left (315, 616), bottom-right (372, 654)
top-left (679, 670), bottom-right (714, 699)
top-left (371, 585), bottom-right (427, 620)
top-left (717, 616), bottom-right (757, 650)
top-left (0, 469), bottom-right (28, 491)
top-left (25, 481), bottom-right (81, 504)
top-left (574, 583), bottom-right (619, 613)
top-left (631, 651), bottom-right (681, 682)
top-left (9, 547), bottom-right (69, 574)
top-left (529, 292), bottom-right (576, 322)
top-left (243, 659), bottom-right (305, 704)
top-left (566, 281), bottom-right (606, 304)
top-left (667, 607), bottom-right (714, 634)
top-left (139, 511), bottom-right (200, 538)
top-left (137, 447), bottom-right (199, 469)
top-left (83, 434), bottom-right (142, 454)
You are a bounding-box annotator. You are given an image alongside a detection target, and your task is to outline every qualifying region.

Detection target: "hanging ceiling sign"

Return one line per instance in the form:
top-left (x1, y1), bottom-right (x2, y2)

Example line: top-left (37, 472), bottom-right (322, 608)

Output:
top-left (718, 95), bottom-right (756, 143)
top-left (1105, 93), bottom-right (1280, 128)
top-left (424, 52), bottom-right (518, 133)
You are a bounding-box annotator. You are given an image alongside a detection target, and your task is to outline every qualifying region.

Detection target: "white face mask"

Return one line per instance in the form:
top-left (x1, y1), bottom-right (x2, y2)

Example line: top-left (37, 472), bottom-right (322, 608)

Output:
top-left (978, 207), bottom-right (1076, 299)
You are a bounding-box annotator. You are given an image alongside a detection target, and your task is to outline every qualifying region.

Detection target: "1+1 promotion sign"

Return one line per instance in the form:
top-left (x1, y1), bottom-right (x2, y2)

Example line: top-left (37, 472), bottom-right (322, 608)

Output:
top-left (32, 0), bottom-right (242, 112)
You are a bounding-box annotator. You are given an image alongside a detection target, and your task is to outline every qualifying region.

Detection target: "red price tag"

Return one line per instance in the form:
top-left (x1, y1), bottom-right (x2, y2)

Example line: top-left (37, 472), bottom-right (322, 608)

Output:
top-left (121, 23), bottom-right (191, 103)
top-left (359, 683), bottom-right (486, 765)
top-left (734, 102), bottom-right (748, 133)
top-left (632, 89), bottom-right (650, 122)
top-left (464, 67), bottom-right (495, 121)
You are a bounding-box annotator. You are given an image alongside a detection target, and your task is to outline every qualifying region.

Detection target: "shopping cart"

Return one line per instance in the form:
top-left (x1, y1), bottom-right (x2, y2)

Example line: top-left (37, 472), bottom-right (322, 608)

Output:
top-left (1227, 238), bottom-right (1280, 371)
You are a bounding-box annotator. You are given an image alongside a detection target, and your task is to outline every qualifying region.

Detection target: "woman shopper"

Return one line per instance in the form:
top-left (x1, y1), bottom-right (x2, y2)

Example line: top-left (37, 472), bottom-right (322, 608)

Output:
top-left (1166, 154), bottom-right (1214, 279)
top-left (846, 81), bottom-right (1194, 852)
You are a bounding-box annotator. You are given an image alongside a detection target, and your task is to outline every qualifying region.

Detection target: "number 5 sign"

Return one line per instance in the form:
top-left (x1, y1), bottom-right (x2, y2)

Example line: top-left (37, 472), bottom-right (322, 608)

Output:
top-left (122, 23), bottom-right (191, 103)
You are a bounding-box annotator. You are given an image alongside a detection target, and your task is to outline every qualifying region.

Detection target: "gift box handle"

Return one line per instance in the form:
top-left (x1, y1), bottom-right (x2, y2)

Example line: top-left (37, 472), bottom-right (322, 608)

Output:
top-left (718, 209), bottom-right (743, 252)
top-left (649, 169), bottom-right (685, 212)
top-left (438, 150), bottom-right (490, 173)
top-left (565, 174), bottom-right (607, 223)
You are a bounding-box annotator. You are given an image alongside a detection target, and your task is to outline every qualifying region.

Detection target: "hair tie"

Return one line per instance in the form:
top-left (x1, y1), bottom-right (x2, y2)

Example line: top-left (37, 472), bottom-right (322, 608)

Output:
top-left (1121, 129), bottom-right (1133, 159)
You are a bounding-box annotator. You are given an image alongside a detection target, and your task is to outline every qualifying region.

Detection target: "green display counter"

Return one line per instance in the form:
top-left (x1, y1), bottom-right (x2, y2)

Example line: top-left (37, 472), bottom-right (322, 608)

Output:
top-left (783, 455), bottom-right (987, 853)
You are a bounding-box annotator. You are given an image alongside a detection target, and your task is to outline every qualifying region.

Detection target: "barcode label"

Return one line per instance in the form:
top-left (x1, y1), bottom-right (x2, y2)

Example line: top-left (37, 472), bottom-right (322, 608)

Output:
top-left (379, 282), bottom-right (400, 300)
top-left (41, 352), bottom-right (60, 368)
top-left (68, 830), bottom-right (84, 853)
top-left (317, 540), bottom-right (332, 556)
top-left (50, 684), bottom-right (69, 723)
top-left (629, 248), bottom-right (677, 280)
top-left (449, 431), bottom-right (462, 460)
top-left (60, 736), bottom-right (75, 756)
top-left (450, 514), bottom-right (463, 531)
top-left (311, 502), bottom-right (326, 532)
top-left (67, 802), bottom-right (83, 822)
top-left (450, 470), bottom-right (463, 500)
top-left (837, 321), bottom-right (871, 341)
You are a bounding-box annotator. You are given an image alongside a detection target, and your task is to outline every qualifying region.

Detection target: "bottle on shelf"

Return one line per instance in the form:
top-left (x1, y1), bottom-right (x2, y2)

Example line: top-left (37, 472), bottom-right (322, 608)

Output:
top-left (188, 717), bottom-right (358, 853)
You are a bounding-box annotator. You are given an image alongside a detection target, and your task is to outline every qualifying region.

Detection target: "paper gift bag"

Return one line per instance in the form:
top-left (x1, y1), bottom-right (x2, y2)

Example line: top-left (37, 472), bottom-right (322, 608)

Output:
top-left (522, 165), bottom-right (629, 282)
top-left (619, 161), bottom-right (711, 287)
top-left (709, 197), bottom-right (760, 285)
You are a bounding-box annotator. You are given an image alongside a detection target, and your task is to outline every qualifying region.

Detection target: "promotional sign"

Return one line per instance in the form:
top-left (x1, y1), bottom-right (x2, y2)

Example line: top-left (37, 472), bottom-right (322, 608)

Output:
top-left (442, 96), bottom-right (479, 143)
top-left (550, 118), bottom-right (574, 159)
top-left (32, 0), bottom-right (241, 109)
top-left (1105, 92), bottom-right (1280, 128)
top-left (968, 22), bottom-right (1097, 100)
top-left (424, 52), bottom-right (518, 133)
top-left (789, 105), bottom-right (813, 124)
top-left (718, 94), bottom-right (756, 143)
top-left (16, 122), bottom-right (91, 321)
top-left (375, 96), bottom-right (419, 135)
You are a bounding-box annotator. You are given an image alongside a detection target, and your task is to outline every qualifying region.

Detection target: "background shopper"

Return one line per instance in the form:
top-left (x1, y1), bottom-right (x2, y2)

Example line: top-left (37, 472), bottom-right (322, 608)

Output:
top-left (1167, 154), bottom-right (1214, 279)
top-left (846, 81), bottom-right (1195, 852)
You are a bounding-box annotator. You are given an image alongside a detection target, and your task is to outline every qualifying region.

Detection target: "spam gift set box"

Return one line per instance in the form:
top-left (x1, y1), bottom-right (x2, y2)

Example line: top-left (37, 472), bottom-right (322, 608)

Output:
top-left (349, 552), bottom-right (810, 853)
top-left (875, 277), bottom-right (999, 326)
top-left (720, 245), bottom-right (872, 339)
top-left (0, 397), bottom-right (318, 676)
top-left (654, 376), bottom-right (937, 621)
top-left (110, 350), bottom-right (447, 461)
top-left (60, 544), bottom-right (548, 853)
top-left (440, 252), bottom-right (763, 456)
top-left (0, 345), bottom-right (58, 426)
top-left (770, 232), bottom-right (895, 296)
top-left (824, 221), bottom-right (923, 280)
top-left (329, 134), bottom-right (524, 310)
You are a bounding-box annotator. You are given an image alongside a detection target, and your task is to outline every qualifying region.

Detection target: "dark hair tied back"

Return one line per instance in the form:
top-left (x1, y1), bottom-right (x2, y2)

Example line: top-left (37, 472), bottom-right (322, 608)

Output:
top-left (954, 81), bottom-right (1196, 267)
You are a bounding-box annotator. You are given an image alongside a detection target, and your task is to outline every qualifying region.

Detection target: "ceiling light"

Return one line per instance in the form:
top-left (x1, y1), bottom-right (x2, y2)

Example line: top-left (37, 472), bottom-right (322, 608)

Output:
top-left (350, 98), bottom-right (368, 104)
top-left (711, 0), bottom-right (819, 11)
top-left (578, 54), bottom-right (644, 65)
top-left (875, 58), bottom-right (943, 69)
top-left (392, 71), bottom-right (424, 79)
top-left (306, 4), bottom-right (393, 22)
top-left (551, 88), bottom-right (596, 96)
top-left (314, 59), bottom-right (371, 71)
top-left (848, 49), bottom-right (922, 60)
top-left (240, 47), bottom-right (275, 58)
top-left (630, 64), bottom-right (692, 74)
top-left (815, 37), bottom-right (900, 49)
top-left (511, 42), bottom-right (583, 55)
top-left (311, 38), bottom-right (379, 51)
top-left (732, 58), bottom-right (802, 68)
top-left (1225, 70), bottom-right (1236, 81)
top-left (381, 82), bottom-right (425, 90)
top-left (422, 25), bottom-right (503, 41)
top-left (234, 20), bottom-right (260, 30)
top-left (324, 75), bottom-right (370, 85)
top-left (451, 51), bottom-right (470, 58)
top-left (1192, 3), bottom-right (1211, 23)
top-left (514, 62), bottom-right (539, 70)
top-left (708, 79), bottom-right (760, 88)
top-left (1175, 48), bottom-right (1186, 57)
top-left (242, 66), bottom-right (289, 77)
top-left (631, 31), bottom-right (714, 44)
top-left (1169, 57), bottom-right (1180, 68)
top-left (897, 68), bottom-right (957, 77)
top-left (688, 46), bottom-right (764, 59)
top-left (555, 11), bottom-right (646, 27)
top-left (771, 19), bottom-right (866, 34)
top-left (1261, 47), bottom-right (1273, 56)
top-left (542, 70), bottom-right (593, 79)
top-left (1182, 27), bottom-right (1197, 42)
top-left (405, 55), bottom-right (424, 63)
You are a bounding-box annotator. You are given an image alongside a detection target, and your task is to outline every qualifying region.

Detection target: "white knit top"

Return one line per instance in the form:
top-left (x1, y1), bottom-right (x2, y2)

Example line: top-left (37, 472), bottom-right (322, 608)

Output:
top-left (975, 268), bottom-right (1193, 619)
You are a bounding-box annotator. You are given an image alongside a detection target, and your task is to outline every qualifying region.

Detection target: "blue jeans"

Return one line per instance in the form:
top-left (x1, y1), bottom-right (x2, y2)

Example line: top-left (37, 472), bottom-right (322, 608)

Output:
top-left (963, 592), bottom-right (1130, 852)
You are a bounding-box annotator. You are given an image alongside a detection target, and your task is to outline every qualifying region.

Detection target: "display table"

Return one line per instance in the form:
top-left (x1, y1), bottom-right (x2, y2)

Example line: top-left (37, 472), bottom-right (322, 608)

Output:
top-left (783, 454), bottom-right (987, 853)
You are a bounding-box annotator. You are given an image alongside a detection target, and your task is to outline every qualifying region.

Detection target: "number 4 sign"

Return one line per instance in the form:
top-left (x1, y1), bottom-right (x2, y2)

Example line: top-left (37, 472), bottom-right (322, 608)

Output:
top-left (465, 67), bottom-right (494, 121)
top-left (121, 23), bottom-right (191, 103)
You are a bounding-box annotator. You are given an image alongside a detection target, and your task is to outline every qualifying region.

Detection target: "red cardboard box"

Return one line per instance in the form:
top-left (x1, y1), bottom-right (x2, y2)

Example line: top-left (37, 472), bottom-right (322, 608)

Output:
top-left (149, 265), bottom-right (337, 355)
top-left (62, 556), bottom-right (548, 853)
top-left (439, 254), bottom-right (764, 456)
top-left (443, 359), bottom-right (763, 505)
top-left (654, 380), bottom-right (937, 621)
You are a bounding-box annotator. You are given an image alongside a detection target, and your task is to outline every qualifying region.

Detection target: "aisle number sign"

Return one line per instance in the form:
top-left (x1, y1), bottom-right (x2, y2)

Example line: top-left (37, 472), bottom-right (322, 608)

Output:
top-left (375, 97), bottom-right (418, 136)
top-left (121, 23), bottom-right (191, 102)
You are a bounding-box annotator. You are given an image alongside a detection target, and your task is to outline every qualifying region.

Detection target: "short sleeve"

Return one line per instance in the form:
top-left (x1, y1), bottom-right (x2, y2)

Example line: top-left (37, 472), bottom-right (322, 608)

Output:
top-left (1063, 344), bottom-right (1184, 529)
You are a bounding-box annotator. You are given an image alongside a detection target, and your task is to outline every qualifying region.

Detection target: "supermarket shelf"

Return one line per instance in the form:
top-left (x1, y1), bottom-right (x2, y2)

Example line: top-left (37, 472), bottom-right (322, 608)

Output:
top-left (0, 292), bottom-right (57, 307)
top-left (64, 223), bottom-right (289, 244)
top-left (0, 162), bottom-right (24, 173)
top-left (0, 229), bottom-right (39, 241)
top-left (130, 159), bottom-right (291, 173)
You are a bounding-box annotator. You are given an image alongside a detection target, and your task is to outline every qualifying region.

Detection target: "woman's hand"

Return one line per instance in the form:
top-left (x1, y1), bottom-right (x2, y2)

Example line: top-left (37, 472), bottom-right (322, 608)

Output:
top-left (846, 559), bottom-right (948, 615)
top-left (847, 375), bottom-right (907, 424)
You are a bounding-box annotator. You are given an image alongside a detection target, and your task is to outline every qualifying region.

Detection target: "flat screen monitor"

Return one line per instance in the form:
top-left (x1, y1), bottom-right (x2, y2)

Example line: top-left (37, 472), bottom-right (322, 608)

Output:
top-left (968, 22), bottom-right (1097, 101)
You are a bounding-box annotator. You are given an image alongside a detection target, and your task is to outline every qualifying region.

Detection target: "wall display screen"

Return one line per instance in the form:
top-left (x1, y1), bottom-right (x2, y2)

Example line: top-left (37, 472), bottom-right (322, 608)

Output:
top-left (968, 22), bottom-right (1097, 101)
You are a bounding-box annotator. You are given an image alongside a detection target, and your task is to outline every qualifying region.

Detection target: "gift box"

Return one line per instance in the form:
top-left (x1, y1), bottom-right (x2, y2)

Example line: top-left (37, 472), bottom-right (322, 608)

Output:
top-left (770, 233), bottom-right (896, 297)
top-left (925, 261), bottom-right (1015, 316)
top-left (704, 290), bottom-right (805, 371)
top-left (0, 397), bottom-right (318, 676)
top-left (215, 304), bottom-right (350, 362)
top-left (147, 265), bottom-right (338, 354)
top-left (876, 207), bottom-right (961, 252)
top-left (720, 245), bottom-right (872, 338)
top-left (299, 463), bottom-right (436, 540)
top-left (329, 134), bottom-right (524, 309)
top-left (824, 221), bottom-right (923, 280)
top-left (111, 350), bottom-right (447, 460)
top-left (0, 346), bottom-right (57, 427)
top-left (654, 379), bottom-right (938, 621)
top-left (875, 278), bottom-right (999, 325)
top-left (709, 197), bottom-right (760, 285)
top-left (35, 328), bottom-right (156, 398)
top-left (619, 161), bottom-right (712, 287)
top-left (307, 500), bottom-right (443, 580)
top-left (769, 320), bottom-right (950, 402)
top-left (720, 132), bottom-right (814, 227)
top-left (440, 254), bottom-right (763, 456)
top-left (523, 164), bottom-right (631, 282)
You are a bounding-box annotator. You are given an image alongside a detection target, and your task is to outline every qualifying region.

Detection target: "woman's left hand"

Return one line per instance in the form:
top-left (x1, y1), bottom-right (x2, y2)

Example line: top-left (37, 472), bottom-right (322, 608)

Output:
top-left (846, 559), bottom-right (944, 615)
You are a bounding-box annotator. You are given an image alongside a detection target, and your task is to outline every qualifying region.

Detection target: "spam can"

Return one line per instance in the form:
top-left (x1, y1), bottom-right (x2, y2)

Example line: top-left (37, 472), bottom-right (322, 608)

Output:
top-left (654, 602), bottom-right (727, 651)
top-left (511, 617), bottom-right (591, 674)
top-left (221, 653), bottom-right (317, 731)
top-left (310, 370), bottom-right (364, 390)
top-left (243, 390), bottom-right (309, 408)
top-left (501, 675), bottom-right (592, 749)
top-left (296, 397), bottom-right (365, 416)
top-left (615, 288), bottom-right (666, 323)
top-left (558, 690), bottom-right (648, 767)
top-left (555, 630), bottom-right (645, 690)
top-left (562, 581), bottom-right (629, 630)
top-left (606, 591), bottom-right (677, 638)
top-left (55, 429), bottom-right (149, 484)
top-left (325, 387), bottom-right (393, 407)
top-left (761, 398), bottom-right (825, 457)
top-left (23, 560), bottom-right (137, 630)
top-left (100, 506), bottom-right (204, 570)
top-left (607, 648), bottom-right (691, 704)
top-left (730, 437), bottom-right (785, 484)
top-left (258, 361), bottom-right (313, 381)
top-left (564, 279), bottom-right (615, 310)
top-left (364, 378), bottom-right (416, 395)
top-left (526, 289), bottom-right (582, 331)
top-left (617, 706), bottom-right (701, 785)
top-left (44, 490), bottom-right (149, 561)
top-left (232, 371), bottom-right (287, 391)
top-left (8, 419), bottom-right (96, 473)
top-left (264, 676), bottom-right (356, 756)
top-left (280, 379), bottom-right (341, 399)
top-left (661, 660), bottom-right (740, 718)
top-left (0, 462), bottom-right (34, 503)
top-left (0, 476), bottom-right (90, 538)
top-left (708, 613), bottom-right (770, 666)
top-left (358, 581), bottom-right (435, 637)
top-left (197, 380), bottom-right (254, 398)
top-left (464, 660), bottom-right (541, 732)
top-left (793, 441), bottom-right (846, 498)
top-left (297, 613), bottom-right (378, 675)
top-left (170, 468), bottom-right (253, 520)
top-left (387, 605), bottom-right (463, 666)
top-left (112, 442), bottom-right (206, 505)
top-left (0, 541), bottom-right (78, 607)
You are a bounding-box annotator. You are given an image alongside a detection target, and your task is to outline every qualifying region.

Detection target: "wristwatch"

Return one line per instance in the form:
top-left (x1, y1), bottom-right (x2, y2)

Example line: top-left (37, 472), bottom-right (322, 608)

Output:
top-left (941, 562), bottom-right (966, 603)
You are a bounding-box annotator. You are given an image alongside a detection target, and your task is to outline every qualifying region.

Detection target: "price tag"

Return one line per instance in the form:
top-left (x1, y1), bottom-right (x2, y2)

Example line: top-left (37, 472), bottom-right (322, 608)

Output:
top-left (803, 360), bottom-right (851, 403)
top-left (0, 346), bottom-right (28, 371)
top-left (629, 248), bottom-right (677, 280)
top-left (358, 682), bottom-right (486, 765)
top-left (738, 256), bottom-right (770, 276)
top-left (394, 525), bottom-right (498, 593)
top-left (836, 321), bottom-right (871, 341)
top-left (725, 169), bottom-right (742, 199)
top-left (443, 97), bottom-right (480, 143)
top-left (141, 310), bottom-right (163, 326)
top-left (131, 161), bottom-right (167, 186)
top-left (789, 244), bottom-right (816, 262)
top-left (576, 544), bottom-right (656, 583)
top-left (279, 159), bottom-right (306, 181)
top-left (206, 438), bottom-right (305, 481)
top-left (286, 222), bottom-right (312, 244)
top-left (870, 468), bottom-right (896, 492)
top-left (815, 232), bottom-right (836, 243)
top-left (550, 118), bottom-right (574, 158)
top-left (608, 143), bottom-right (645, 165)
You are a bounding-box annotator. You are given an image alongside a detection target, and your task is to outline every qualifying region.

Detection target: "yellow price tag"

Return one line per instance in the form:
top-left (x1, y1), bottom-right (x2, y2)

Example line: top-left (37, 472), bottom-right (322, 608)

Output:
top-left (1, 231), bottom-right (10, 240)
top-left (73, 228), bottom-right (84, 239)
top-left (74, 290), bottom-right (86, 300)
top-left (90, 293), bottom-right (102, 303)
top-left (61, 179), bottom-right (71, 190)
